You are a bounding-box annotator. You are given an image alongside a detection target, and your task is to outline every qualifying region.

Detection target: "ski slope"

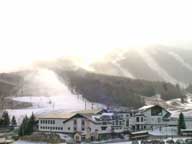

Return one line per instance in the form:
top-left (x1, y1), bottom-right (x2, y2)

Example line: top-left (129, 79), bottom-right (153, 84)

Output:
top-left (168, 51), bottom-right (192, 72)
top-left (7, 69), bottom-right (104, 123)
top-left (137, 49), bottom-right (185, 87)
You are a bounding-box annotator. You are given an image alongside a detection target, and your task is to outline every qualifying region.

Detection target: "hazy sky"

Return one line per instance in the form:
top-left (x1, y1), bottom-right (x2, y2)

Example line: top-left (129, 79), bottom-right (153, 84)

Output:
top-left (0, 0), bottom-right (192, 71)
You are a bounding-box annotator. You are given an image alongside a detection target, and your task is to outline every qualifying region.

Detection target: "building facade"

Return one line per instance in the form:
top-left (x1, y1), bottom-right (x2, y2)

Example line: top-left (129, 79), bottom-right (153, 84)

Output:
top-left (38, 105), bottom-right (192, 141)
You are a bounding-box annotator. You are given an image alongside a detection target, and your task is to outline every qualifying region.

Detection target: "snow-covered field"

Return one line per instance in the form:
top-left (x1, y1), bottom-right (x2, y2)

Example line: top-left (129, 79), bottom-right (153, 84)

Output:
top-left (6, 69), bottom-right (104, 123)
top-left (167, 93), bottom-right (192, 117)
top-left (7, 95), bottom-right (104, 123)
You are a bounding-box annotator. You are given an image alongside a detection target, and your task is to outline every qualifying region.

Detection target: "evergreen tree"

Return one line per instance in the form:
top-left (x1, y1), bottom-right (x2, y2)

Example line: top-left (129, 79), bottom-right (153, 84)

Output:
top-left (18, 114), bottom-right (36, 137)
top-left (178, 112), bottom-right (186, 135)
top-left (2, 111), bottom-right (10, 126)
top-left (18, 115), bottom-right (29, 136)
top-left (11, 116), bottom-right (17, 126)
top-left (27, 113), bottom-right (36, 134)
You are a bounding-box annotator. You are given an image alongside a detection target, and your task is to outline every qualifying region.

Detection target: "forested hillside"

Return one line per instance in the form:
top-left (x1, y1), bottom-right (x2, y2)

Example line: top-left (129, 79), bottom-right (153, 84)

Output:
top-left (56, 69), bottom-right (184, 108)
top-left (0, 66), bottom-right (187, 109)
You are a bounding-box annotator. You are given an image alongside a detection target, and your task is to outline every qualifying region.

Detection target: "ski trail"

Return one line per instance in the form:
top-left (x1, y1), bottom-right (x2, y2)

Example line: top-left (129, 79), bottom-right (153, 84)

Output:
top-left (168, 51), bottom-right (192, 72)
top-left (112, 52), bottom-right (135, 79)
top-left (137, 49), bottom-right (184, 86)
top-left (7, 68), bottom-right (104, 123)
top-left (112, 61), bottom-right (135, 79)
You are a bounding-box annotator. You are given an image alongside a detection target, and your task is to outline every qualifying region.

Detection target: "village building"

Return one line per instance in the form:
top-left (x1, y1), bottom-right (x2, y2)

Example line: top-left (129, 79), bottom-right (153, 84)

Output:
top-left (38, 105), bottom-right (192, 142)
top-left (38, 109), bottom-right (116, 141)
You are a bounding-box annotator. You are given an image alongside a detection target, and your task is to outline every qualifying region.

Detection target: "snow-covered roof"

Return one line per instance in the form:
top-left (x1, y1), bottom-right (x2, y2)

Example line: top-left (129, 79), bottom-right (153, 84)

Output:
top-left (181, 129), bottom-right (192, 132)
top-left (139, 105), bottom-right (169, 114)
top-left (139, 105), bottom-right (154, 111)
top-left (102, 113), bottom-right (114, 116)
top-left (131, 130), bottom-right (148, 135)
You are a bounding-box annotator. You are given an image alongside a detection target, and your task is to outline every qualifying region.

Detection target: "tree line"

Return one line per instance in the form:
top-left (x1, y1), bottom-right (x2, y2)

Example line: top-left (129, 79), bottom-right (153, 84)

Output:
top-left (18, 113), bottom-right (36, 136)
top-left (0, 111), bottom-right (17, 127)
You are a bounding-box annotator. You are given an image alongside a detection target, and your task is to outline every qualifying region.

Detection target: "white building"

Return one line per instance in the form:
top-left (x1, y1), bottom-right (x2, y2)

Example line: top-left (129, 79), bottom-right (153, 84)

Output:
top-left (38, 109), bottom-right (117, 141)
top-left (137, 105), bottom-right (173, 130)
top-left (38, 105), bottom-right (192, 141)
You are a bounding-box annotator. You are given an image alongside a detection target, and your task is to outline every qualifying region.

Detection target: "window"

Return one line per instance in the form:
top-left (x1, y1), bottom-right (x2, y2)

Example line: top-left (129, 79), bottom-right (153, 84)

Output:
top-left (136, 125), bottom-right (140, 130)
top-left (74, 127), bottom-right (77, 131)
top-left (141, 117), bottom-right (144, 122)
top-left (136, 117), bottom-right (140, 122)
top-left (68, 127), bottom-right (71, 130)
top-left (132, 125), bottom-right (135, 131)
top-left (126, 120), bottom-right (129, 126)
top-left (81, 120), bottom-right (85, 125)
top-left (115, 120), bottom-right (118, 125)
top-left (158, 118), bottom-right (161, 123)
top-left (103, 122), bottom-right (107, 125)
top-left (82, 128), bottom-right (85, 131)
top-left (101, 127), bottom-right (107, 131)
top-left (151, 106), bottom-right (162, 116)
top-left (74, 119), bottom-right (77, 125)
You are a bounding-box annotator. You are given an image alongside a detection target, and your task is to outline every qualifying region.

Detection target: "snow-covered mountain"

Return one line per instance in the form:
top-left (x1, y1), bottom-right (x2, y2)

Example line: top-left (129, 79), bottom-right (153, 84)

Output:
top-left (1, 46), bottom-right (192, 119)
top-left (91, 46), bottom-right (192, 86)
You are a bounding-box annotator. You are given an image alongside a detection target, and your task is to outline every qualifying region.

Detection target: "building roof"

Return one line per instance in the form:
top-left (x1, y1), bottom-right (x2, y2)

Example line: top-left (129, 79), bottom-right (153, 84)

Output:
top-left (139, 105), bottom-right (170, 114)
top-left (38, 109), bottom-right (104, 120)
top-left (75, 109), bottom-right (104, 115)
top-left (130, 130), bottom-right (149, 135)
top-left (38, 112), bottom-right (76, 119)
top-left (139, 105), bottom-right (155, 111)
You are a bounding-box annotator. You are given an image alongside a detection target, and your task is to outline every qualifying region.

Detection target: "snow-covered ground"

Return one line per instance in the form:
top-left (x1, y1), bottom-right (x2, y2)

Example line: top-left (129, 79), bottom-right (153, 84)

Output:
top-left (167, 93), bottom-right (192, 117)
top-left (7, 95), bottom-right (104, 124)
top-left (6, 69), bottom-right (104, 123)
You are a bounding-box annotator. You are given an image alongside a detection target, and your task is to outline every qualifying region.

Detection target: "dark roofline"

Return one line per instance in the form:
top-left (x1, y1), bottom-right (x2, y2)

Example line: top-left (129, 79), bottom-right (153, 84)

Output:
top-left (140, 105), bottom-right (170, 114)
top-left (63, 113), bottom-right (98, 124)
